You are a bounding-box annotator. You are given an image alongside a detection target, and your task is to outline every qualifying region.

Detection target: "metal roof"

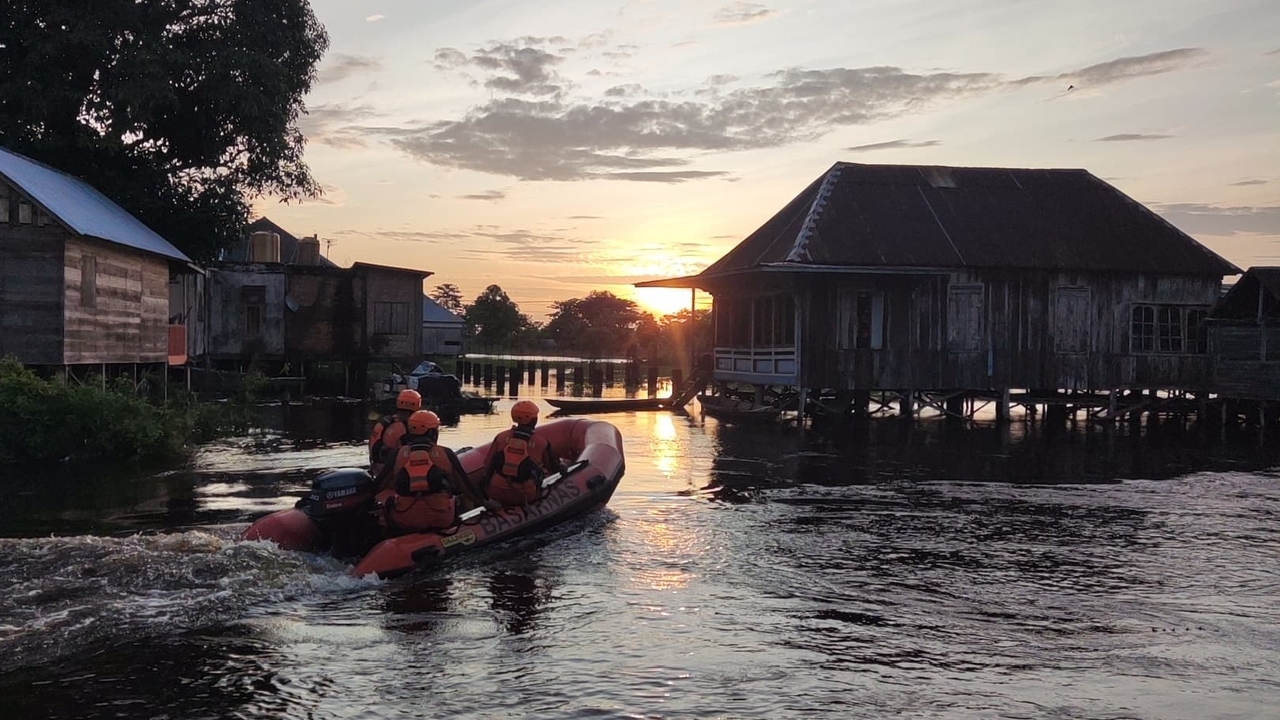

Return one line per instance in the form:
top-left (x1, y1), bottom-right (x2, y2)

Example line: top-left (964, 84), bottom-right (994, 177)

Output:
top-left (422, 296), bottom-right (465, 325)
top-left (0, 145), bottom-right (191, 262)
top-left (654, 162), bottom-right (1238, 287)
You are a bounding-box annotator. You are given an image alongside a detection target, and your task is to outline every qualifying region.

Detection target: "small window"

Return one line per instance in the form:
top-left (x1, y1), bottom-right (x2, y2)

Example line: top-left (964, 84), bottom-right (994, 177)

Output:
top-left (17, 201), bottom-right (32, 224)
top-left (36, 209), bottom-right (49, 227)
top-left (1157, 306), bottom-right (1183, 353)
top-left (242, 285), bottom-right (266, 337)
top-left (80, 255), bottom-right (97, 308)
top-left (1130, 306), bottom-right (1155, 352)
top-left (374, 301), bottom-right (410, 335)
top-left (1186, 308), bottom-right (1209, 354)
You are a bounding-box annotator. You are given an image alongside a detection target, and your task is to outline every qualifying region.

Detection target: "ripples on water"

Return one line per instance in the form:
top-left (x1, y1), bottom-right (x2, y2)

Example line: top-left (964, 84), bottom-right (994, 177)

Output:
top-left (3, 398), bottom-right (1280, 719)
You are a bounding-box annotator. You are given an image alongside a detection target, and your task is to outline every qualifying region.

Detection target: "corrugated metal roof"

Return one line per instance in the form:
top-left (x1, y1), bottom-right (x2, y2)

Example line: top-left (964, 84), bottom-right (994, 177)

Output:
top-left (0, 145), bottom-right (191, 262)
top-left (423, 296), bottom-right (464, 325)
top-left (697, 162), bottom-right (1239, 279)
top-left (1209, 267), bottom-right (1280, 320)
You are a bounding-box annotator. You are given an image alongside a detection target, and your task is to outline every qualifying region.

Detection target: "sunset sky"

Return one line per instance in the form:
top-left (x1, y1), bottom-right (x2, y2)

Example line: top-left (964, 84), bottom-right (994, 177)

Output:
top-left (256, 0), bottom-right (1280, 320)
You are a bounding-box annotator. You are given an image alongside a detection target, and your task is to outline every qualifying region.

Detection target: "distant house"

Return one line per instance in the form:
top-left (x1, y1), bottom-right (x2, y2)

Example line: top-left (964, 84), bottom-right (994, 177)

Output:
top-left (0, 145), bottom-right (199, 373)
top-left (1207, 267), bottom-right (1280, 399)
top-left (422, 296), bottom-right (465, 356)
top-left (204, 220), bottom-right (430, 370)
top-left (640, 162), bottom-right (1239, 408)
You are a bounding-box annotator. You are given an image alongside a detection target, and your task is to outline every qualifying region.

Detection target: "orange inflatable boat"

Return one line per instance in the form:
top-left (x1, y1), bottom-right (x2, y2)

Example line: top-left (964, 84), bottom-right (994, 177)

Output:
top-left (242, 417), bottom-right (625, 578)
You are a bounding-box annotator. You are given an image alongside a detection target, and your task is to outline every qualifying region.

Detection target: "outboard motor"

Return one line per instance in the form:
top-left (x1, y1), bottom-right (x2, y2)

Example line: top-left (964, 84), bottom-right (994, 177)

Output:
top-left (302, 468), bottom-right (379, 557)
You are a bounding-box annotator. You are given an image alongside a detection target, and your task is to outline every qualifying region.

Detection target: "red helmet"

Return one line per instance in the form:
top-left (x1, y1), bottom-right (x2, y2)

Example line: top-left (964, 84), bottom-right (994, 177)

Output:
top-left (396, 389), bottom-right (422, 412)
top-left (408, 410), bottom-right (441, 435)
top-left (511, 400), bottom-right (539, 426)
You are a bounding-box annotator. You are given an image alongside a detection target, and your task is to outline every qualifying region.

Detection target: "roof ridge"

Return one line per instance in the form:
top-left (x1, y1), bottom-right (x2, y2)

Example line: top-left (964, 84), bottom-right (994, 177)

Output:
top-left (785, 164), bottom-right (844, 263)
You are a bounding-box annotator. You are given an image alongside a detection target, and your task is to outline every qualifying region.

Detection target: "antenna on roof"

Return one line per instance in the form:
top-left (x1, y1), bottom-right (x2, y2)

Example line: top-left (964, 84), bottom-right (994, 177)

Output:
top-left (324, 238), bottom-right (335, 257)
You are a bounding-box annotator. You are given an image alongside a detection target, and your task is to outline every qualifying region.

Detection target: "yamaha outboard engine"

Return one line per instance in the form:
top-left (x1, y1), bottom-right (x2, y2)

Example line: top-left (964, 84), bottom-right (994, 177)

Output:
top-left (302, 468), bottom-right (379, 557)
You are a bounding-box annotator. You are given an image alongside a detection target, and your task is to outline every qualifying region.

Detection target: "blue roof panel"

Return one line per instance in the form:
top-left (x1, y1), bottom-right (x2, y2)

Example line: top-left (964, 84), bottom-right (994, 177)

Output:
top-left (0, 146), bottom-right (191, 263)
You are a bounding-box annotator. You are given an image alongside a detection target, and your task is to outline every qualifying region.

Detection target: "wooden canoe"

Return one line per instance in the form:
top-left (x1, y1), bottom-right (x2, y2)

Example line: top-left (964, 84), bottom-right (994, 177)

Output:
top-left (546, 397), bottom-right (667, 414)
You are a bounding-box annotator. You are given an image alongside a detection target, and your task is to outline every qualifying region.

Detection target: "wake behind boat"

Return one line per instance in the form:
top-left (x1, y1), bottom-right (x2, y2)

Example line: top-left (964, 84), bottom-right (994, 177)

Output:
top-left (242, 417), bottom-right (625, 578)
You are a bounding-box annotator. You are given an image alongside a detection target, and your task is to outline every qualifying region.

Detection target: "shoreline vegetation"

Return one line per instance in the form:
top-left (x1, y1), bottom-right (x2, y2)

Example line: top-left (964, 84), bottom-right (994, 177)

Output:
top-left (0, 358), bottom-right (264, 466)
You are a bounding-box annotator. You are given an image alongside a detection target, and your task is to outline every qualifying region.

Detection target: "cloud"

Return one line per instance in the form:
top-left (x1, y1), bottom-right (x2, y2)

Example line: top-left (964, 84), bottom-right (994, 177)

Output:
top-left (1152, 203), bottom-right (1280, 237)
top-left (1230, 179), bottom-right (1269, 186)
top-left (1095, 133), bottom-right (1173, 142)
top-left (317, 53), bottom-right (382, 84)
top-left (336, 225), bottom-right (599, 263)
top-left (355, 46), bottom-right (1208, 181)
top-left (714, 2), bottom-right (775, 25)
top-left (1045, 47), bottom-right (1208, 87)
top-left (298, 102), bottom-right (380, 148)
top-left (845, 139), bottom-right (941, 152)
top-left (366, 14), bottom-right (385, 23)
top-left (435, 39), bottom-right (568, 96)
top-left (1268, 48), bottom-right (1280, 57)
top-left (568, 215), bottom-right (603, 220)
top-left (297, 183), bottom-right (345, 206)
top-left (457, 189), bottom-right (508, 202)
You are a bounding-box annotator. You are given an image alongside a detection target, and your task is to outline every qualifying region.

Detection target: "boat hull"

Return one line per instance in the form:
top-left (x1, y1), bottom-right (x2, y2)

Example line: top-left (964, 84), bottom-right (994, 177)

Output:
top-left (242, 417), bottom-right (625, 578)
top-left (546, 397), bottom-right (665, 414)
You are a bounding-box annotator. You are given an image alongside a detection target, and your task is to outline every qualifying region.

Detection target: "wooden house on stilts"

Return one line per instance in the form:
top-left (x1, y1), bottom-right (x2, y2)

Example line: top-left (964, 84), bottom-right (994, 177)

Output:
top-left (640, 162), bottom-right (1240, 422)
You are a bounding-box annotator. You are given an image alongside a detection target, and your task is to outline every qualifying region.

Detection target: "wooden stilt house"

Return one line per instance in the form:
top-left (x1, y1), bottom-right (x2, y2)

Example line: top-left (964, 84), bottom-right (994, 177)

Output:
top-left (639, 162), bottom-right (1239, 414)
top-left (0, 146), bottom-right (198, 376)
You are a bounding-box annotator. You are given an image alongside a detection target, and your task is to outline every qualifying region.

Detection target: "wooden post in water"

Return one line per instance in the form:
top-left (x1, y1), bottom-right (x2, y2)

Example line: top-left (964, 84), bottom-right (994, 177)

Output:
top-left (556, 364), bottom-right (566, 391)
top-left (605, 363), bottom-right (615, 384)
top-left (590, 366), bottom-right (603, 397)
top-left (899, 390), bottom-right (914, 420)
top-left (572, 365), bottom-right (584, 389)
top-left (672, 368), bottom-right (684, 392)
top-left (541, 362), bottom-right (550, 388)
top-left (647, 366), bottom-right (659, 398)
top-left (510, 365), bottom-right (521, 397)
top-left (527, 362), bottom-right (536, 386)
top-left (483, 363), bottom-right (493, 388)
top-left (496, 366), bottom-right (507, 396)
top-left (996, 388), bottom-right (1010, 424)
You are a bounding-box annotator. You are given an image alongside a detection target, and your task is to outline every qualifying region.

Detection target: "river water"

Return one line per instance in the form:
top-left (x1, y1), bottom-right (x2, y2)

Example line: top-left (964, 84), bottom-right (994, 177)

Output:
top-left (3, 392), bottom-right (1280, 719)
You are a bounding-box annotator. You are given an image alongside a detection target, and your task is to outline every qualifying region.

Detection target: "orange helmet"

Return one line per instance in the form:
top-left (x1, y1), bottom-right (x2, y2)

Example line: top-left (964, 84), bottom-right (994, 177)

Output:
top-left (511, 400), bottom-right (539, 426)
top-left (407, 410), bottom-right (441, 435)
top-left (396, 389), bottom-right (422, 412)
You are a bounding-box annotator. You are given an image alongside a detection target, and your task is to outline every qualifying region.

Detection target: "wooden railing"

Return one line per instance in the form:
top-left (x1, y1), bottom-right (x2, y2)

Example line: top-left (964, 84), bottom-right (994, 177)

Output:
top-left (713, 346), bottom-right (797, 384)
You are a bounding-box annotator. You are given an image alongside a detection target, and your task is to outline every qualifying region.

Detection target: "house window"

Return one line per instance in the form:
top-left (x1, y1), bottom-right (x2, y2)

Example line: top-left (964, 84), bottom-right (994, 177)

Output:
top-left (1131, 306), bottom-right (1155, 352)
top-left (750, 294), bottom-right (795, 347)
top-left (17, 201), bottom-right (32, 224)
top-left (36, 209), bottom-right (49, 227)
top-left (374, 301), bottom-right (410, 335)
top-left (839, 289), bottom-right (886, 350)
top-left (946, 284), bottom-right (984, 352)
top-left (1130, 304), bottom-right (1208, 354)
top-left (714, 298), bottom-right (751, 346)
top-left (80, 255), bottom-right (97, 308)
top-left (243, 285), bottom-right (266, 337)
top-left (1186, 308), bottom-right (1209, 354)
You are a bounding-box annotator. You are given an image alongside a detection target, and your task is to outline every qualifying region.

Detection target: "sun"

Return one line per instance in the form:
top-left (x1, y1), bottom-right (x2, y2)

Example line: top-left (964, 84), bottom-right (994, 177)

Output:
top-left (633, 286), bottom-right (696, 318)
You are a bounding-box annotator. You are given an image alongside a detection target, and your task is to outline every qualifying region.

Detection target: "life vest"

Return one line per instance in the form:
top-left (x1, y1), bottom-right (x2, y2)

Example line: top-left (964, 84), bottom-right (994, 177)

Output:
top-left (487, 429), bottom-right (544, 507)
top-left (384, 441), bottom-right (456, 533)
top-left (369, 417), bottom-right (407, 476)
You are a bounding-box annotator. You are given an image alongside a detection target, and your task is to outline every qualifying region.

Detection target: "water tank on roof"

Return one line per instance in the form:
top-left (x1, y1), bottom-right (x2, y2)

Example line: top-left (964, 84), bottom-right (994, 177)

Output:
top-left (298, 235), bottom-right (321, 265)
top-left (249, 231), bottom-right (281, 263)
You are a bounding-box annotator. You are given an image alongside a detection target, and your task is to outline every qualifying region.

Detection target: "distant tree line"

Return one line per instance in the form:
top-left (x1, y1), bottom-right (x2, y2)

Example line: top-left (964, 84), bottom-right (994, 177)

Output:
top-left (429, 284), bottom-right (711, 364)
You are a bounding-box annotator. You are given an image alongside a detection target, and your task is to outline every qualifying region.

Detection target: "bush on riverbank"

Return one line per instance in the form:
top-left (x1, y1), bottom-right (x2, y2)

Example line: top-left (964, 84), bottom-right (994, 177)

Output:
top-left (0, 358), bottom-right (260, 465)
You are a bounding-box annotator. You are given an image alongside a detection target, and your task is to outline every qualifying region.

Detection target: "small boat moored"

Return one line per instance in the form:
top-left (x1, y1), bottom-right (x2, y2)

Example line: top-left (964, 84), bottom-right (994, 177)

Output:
top-left (696, 394), bottom-right (783, 423)
top-left (546, 397), bottom-right (667, 414)
top-left (242, 417), bottom-right (625, 578)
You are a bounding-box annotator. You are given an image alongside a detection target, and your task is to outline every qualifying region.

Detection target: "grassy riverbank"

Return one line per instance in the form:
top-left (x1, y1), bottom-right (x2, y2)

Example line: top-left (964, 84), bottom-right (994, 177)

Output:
top-left (0, 359), bottom-right (262, 466)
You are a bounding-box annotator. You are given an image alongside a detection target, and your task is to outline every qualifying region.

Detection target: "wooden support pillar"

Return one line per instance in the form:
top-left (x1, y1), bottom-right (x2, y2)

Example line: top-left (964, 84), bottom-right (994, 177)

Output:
top-left (572, 365), bottom-right (584, 388)
top-left (605, 363), bottom-right (615, 383)
top-left (528, 362), bottom-right (537, 386)
top-left (590, 366), bottom-right (603, 397)
top-left (672, 367), bottom-right (684, 391)
top-left (797, 387), bottom-right (808, 429)
top-left (555, 364), bottom-right (566, 391)
top-left (647, 367), bottom-right (659, 398)
top-left (496, 366), bottom-right (507, 396)
top-left (540, 362), bottom-right (550, 387)
top-left (945, 395), bottom-right (964, 420)
top-left (509, 365), bottom-right (521, 397)
top-left (996, 388), bottom-right (1010, 424)
top-left (899, 390), bottom-right (914, 420)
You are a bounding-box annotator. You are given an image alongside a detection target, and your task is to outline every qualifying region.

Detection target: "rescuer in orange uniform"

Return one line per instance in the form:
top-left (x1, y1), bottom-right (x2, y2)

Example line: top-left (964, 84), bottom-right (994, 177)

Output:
top-left (369, 389), bottom-right (421, 480)
top-left (484, 400), bottom-right (560, 507)
top-left (383, 410), bottom-right (491, 533)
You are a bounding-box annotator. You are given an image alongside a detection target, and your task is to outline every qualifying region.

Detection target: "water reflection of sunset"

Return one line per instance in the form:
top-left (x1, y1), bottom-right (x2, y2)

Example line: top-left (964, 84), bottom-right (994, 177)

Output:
top-left (630, 518), bottom-right (697, 591)
top-left (651, 413), bottom-right (681, 479)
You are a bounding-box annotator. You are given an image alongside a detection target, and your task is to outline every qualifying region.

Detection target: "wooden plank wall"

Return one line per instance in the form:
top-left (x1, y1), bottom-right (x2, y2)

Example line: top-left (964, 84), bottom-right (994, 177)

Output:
top-left (358, 267), bottom-right (424, 363)
top-left (0, 187), bottom-right (65, 364)
top-left (793, 270), bottom-right (1221, 392)
top-left (62, 236), bottom-right (169, 364)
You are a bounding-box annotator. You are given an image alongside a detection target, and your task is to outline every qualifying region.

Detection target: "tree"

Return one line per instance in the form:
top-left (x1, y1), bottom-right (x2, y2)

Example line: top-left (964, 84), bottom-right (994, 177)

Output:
top-left (465, 285), bottom-right (532, 348)
top-left (430, 283), bottom-right (465, 315)
top-left (0, 0), bottom-right (329, 261)
top-left (543, 291), bottom-right (650, 356)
